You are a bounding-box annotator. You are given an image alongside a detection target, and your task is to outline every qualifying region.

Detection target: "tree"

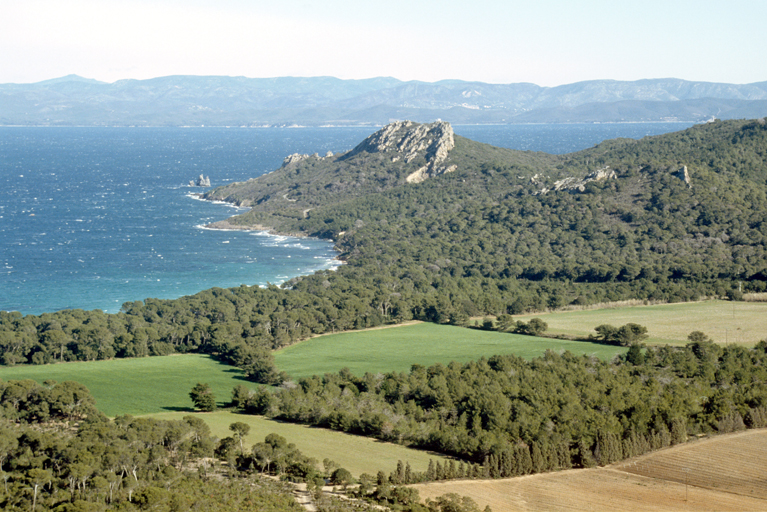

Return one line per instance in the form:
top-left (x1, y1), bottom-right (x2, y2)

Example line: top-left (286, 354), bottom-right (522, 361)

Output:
top-left (330, 467), bottom-right (353, 488)
top-left (626, 344), bottom-right (645, 365)
top-left (252, 443), bottom-right (275, 473)
top-left (687, 331), bottom-right (710, 343)
top-left (229, 422), bottom-right (250, 456)
top-left (527, 318), bottom-right (548, 335)
top-left (616, 323), bottom-right (648, 346)
top-left (189, 383), bottom-right (216, 412)
top-left (594, 323), bottom-right (648, 346)
top-left (594, 324), bottom-right (620, 344)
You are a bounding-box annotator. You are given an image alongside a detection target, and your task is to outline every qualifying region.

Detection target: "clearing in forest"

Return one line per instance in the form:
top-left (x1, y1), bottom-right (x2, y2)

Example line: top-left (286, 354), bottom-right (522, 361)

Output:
top-left (412, 429), bottom-right (767, 511)
top-left (275, 322), bottom-right (626, 379)
top-left (514, 300), bottom-right (767, 345)
top-left (0, 354), bottom-right (249, 416)
top-left (146, 410), bottom-right (452, 478)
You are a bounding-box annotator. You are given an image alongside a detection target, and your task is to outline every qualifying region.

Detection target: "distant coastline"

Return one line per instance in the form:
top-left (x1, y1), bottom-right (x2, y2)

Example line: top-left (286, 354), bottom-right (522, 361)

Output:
top-left (3, 75), bottom-right (766, 127)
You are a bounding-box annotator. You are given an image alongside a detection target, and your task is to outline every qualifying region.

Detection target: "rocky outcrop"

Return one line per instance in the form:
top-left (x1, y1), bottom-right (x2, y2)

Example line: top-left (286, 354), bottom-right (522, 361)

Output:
top-left (189, 174), bottom-right (211, 187)
top-left (363, 121), bottom-right (453, 160)
top-left (281, 151), bottom-right (335, 168)
top-left (281, 153), bottom-right (318, 167)
top-left (674, 165), bottom-right (692, 187)
top-left (347, 120), bottom-right (457, 183)
top-left (538, 166), bottom-right (616, 194)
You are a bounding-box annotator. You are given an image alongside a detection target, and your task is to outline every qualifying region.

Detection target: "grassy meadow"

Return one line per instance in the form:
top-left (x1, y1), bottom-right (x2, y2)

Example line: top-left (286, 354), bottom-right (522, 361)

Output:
top-left (0, 323), bottom-right (626, 417)
top-left (275, 322), bottom-right (626, 380)
top-left (146, 410), bottom-right (452, 477)
top-left (513, 300), bottom-right (767, 346)
top-left (0, 354), bottom-right (255, 417)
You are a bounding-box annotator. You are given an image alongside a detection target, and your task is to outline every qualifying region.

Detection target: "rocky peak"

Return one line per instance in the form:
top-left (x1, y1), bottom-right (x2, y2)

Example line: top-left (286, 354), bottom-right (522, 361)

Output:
top-left (351, 121), bottom-right (457, 183)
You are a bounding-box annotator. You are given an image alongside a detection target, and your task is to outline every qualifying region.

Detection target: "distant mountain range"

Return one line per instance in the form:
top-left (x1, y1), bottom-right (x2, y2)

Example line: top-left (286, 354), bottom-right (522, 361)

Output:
top-left (2, 75), bottom-right (767, 126)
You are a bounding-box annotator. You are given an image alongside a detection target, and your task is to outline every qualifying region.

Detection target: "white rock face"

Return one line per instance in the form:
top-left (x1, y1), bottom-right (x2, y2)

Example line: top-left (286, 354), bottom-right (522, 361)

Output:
top-left (350, 120), bottom-right (457, 183)
top-left (282, 151), bottom-right (334, 167)
top-left (282, 153), bottom-right (313, 167)
top-left (675, 165), bottom-right (692, 187)
top-left (190, 174), bottom-right (211, 187)
top-left (544, 166), bottom-right (617, 193)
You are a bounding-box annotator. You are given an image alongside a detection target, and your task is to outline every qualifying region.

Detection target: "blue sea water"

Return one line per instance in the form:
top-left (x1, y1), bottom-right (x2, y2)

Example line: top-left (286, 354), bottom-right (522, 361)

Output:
top-left (0, 123), bottom-right (691, 316)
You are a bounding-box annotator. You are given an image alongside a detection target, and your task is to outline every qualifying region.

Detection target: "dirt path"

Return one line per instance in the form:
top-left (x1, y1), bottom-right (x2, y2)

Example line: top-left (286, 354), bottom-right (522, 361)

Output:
top-left (308, 320), bottom-right (423, 339)
top-left (292, 483), bottom-right (318, 512)
top-left (276, 320), bottom-right (424, 353)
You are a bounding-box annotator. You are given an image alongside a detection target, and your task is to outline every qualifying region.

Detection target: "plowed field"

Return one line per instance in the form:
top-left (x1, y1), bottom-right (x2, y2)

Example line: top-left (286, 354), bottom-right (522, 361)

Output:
top-left (412, 429), bottom-right (767, 511)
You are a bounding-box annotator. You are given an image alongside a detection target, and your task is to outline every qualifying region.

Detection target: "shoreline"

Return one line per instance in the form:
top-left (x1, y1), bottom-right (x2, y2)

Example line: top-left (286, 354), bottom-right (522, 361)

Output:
top-left (203, 216), bottom-right (346, 266)
top-left (203, 219), bottom-right (333, 245)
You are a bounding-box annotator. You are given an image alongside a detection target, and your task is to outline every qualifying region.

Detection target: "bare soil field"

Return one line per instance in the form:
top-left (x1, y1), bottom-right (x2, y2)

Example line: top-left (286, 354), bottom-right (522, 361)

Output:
top-left (615, 429), bottom-right (767, 501)
top-left (412, 429), bottom-right (767, 511)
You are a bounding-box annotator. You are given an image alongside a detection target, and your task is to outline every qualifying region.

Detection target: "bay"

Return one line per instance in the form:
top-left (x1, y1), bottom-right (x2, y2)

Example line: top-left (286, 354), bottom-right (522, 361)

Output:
top-left (0, 123), bottom-right (692, 316)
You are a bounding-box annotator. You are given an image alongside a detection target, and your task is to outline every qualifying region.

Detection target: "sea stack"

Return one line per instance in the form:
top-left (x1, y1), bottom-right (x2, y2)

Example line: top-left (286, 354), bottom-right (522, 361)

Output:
top-left (190, 174), bottom-right (211, 187)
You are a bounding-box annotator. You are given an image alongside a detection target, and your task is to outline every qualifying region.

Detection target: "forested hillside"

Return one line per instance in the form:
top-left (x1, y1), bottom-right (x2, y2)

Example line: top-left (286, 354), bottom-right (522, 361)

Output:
top-left (1, 119), bottom-right (766, 367)
top-left (0, 381), bottom-right (306, 511)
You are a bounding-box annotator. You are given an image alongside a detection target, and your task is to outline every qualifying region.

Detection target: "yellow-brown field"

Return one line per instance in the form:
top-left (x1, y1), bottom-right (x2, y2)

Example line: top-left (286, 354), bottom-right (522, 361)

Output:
top-left (412, 429), bottom-right (767, 511)
top-left (513, 300), bottom-right (767, 345)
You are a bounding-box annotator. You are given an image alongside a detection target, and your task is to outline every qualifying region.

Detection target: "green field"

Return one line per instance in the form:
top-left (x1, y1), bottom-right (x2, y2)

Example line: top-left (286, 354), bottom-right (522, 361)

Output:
top-left (146, 410), bottom-right (451, 477)
top-left (275, 322), bottom-right (627, 380)
top-left (0, 323), bottom-right (625, 417)
top-left (0, 354), bottom-right (256, 417)
top-left (514, 300), bottom-right (767, 346)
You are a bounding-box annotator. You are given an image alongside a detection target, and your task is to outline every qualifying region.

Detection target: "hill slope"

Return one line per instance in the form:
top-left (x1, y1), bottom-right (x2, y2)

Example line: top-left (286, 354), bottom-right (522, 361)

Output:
top-left (207, 118), bottom-right (767, 310)
top-left (3, 75), bottom-right (767, 126)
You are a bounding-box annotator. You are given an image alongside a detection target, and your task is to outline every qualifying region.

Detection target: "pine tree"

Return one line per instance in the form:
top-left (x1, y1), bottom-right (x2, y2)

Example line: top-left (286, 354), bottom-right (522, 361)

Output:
top-left (394, 460), bottom-right (404, 484)
top-left (435, 461), bottom-right (444, 480)
top-left (189, 383), bottom-right (216, 412)
top-left (531, 443), bottom-right (545, 473)
top-left (516, 445), bottom-right (533, 475)
top-left (447, 460), bottom-right (456, 479)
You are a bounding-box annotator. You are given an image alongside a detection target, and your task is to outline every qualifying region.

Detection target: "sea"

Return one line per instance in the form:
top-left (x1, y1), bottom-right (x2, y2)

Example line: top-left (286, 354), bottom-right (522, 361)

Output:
top-left (0, 123), bottom-right (692, 316)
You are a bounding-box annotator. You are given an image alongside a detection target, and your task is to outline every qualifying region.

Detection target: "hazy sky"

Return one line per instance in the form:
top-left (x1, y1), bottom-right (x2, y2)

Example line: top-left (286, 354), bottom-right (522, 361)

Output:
top-left (2, 0), bottom-right (765, 86)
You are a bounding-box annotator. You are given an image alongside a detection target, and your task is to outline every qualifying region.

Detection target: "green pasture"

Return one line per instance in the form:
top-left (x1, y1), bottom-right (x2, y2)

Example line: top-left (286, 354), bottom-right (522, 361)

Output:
top-left (0, 354), bottom-right (255, 417)
top-left (275, 322), bottom-right (626, 380)
top-left (146, 410), bottom-right (451, 478)
top-left (513, 300), bottom-right (767, 346)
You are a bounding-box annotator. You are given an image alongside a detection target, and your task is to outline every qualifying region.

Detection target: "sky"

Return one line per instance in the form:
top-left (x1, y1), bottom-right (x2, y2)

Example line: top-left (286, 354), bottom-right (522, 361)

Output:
top-left (1, 0), bottom-right (765, 86)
